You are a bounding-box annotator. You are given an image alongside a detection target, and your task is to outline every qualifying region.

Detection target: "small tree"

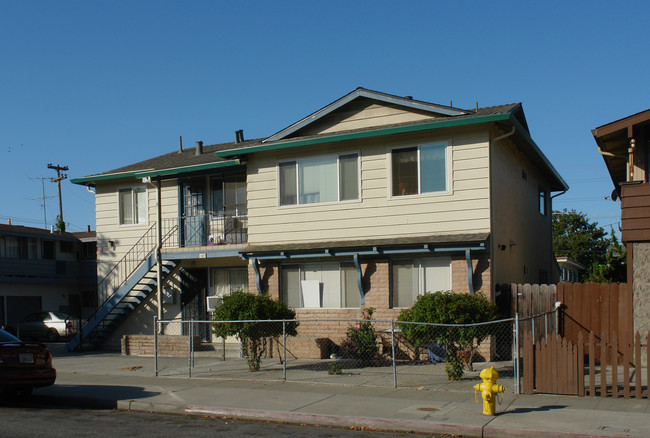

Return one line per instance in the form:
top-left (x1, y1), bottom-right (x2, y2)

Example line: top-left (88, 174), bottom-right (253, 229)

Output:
top-left (397, 291), bottom-right (498, 380)
top-left (54, 215), bottom-right (66, 233)
top-left (211, 290), bottom-right (298, 372)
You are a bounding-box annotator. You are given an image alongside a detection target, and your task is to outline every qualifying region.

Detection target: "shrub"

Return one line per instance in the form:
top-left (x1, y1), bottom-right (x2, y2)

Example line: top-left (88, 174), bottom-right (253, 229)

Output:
top-left (397, 291), bottom-right (498, 380)
top-left (343, 307), bottom-right (379, 367)
top-left (211, 290), bottom-right (298, 372)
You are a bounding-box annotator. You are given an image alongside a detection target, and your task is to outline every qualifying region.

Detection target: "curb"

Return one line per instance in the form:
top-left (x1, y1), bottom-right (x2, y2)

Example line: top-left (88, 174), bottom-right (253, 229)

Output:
top-left (184, 404), bottom-right (485, 437)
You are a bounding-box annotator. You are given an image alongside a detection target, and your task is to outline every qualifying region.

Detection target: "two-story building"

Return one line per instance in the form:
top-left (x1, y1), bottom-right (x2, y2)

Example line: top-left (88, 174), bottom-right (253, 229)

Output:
top-left (593, 108), bottom-right (650, 342)
top-left (70, 88), bottom-right (567, 353)
top-left (0, 222), bottom-right (97, 329)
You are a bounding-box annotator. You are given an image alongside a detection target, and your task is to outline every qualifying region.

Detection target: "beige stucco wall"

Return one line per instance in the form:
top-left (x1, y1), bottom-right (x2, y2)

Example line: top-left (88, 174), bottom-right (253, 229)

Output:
top-left (489, 131), bottom-right (557, 286)
top-left (632, 243), bottom-right (650, 351)
top-left (247, 127), bottom-right (491, 245)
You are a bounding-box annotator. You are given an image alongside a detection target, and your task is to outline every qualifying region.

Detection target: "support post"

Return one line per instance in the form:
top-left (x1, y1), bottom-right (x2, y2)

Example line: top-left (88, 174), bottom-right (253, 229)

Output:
top-left (188, 320), bottom-right (193, 378)
top-left (391, 321), bottom-right (397, 388)
top-left (154, 316), bottom-right (158, 376)
top-left (156, 178), bottom-right (163, 327)
top-left (465, 248), bottom-right (474, 295)
top-left (353, 253), bottom-right (364, 305)
top-left (282, 320), bottom-right (287, 381)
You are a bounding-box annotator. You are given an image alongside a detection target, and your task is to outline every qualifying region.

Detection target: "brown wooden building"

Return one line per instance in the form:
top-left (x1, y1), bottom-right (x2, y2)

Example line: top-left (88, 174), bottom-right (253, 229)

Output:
top-left (593, 108), bottom-right (650, 342)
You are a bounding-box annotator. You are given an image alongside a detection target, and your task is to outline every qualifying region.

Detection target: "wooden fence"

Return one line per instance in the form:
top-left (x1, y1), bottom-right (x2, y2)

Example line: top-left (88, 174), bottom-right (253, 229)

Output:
top-left (523, 330), bottom-right (648, 398)
top-left (558, 283), bottom-right (633, 362)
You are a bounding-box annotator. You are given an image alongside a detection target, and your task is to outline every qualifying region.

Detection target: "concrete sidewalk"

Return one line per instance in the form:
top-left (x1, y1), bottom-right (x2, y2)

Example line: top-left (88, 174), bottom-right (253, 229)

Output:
top-left (36, 346), bottom-right (650, 438)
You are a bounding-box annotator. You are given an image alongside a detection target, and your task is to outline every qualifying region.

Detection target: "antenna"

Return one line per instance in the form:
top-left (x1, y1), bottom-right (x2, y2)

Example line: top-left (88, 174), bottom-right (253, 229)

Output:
top-left (29, 176), bottom-right (57, 229)
top-left (47, 163), bottom-right (69, 232)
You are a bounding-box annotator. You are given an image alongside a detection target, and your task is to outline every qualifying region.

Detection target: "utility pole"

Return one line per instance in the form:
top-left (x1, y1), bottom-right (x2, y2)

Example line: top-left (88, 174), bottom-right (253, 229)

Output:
top-left (48, 163), bottom-right (69, 232)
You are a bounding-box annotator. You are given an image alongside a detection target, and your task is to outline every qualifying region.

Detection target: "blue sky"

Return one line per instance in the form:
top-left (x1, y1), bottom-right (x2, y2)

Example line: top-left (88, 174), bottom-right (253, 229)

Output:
top-left (1, 1), bottom-right (648, 234)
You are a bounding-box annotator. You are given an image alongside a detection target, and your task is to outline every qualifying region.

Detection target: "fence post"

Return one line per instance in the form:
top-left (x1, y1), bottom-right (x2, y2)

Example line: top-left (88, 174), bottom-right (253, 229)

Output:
top-left (154, 316), bottom-right (158, 377)
top-left (391, 320), bottom-right (397, 388)
top-left (222, 336), bottom-right (226, 361)
top-left (188, 320), bottom-right (193, 378)
top-left (282, 320), bottom-right (287, 381)
top-left (514, 313), bottom-right (520, 394)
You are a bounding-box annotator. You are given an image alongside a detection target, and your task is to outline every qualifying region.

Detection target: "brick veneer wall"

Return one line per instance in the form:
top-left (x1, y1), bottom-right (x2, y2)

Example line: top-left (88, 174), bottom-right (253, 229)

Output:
top-left (121, 335), bottom-right (201, 356)
top-left (245, 254), bottom-right (492, 359)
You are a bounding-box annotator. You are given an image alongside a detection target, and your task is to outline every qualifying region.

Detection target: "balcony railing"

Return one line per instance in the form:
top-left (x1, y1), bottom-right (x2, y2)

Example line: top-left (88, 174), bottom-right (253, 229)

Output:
top-left (161, 214), bottom-right (248, 248)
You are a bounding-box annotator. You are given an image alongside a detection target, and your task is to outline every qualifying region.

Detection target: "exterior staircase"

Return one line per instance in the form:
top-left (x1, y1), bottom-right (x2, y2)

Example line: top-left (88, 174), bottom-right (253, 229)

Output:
top-left (67, 223), bottom-right (178, 351)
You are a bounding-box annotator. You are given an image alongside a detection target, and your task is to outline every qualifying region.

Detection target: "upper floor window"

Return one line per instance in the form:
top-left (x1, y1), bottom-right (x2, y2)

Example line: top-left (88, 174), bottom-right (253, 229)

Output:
top-left (119, 187), bottom-right (147, 225)
top-left (279, 153), bottom-right (359, 206)
top-left (392, 142), bottom-right (448, 196)
top-left (538, 188), bottom-right (547, 216)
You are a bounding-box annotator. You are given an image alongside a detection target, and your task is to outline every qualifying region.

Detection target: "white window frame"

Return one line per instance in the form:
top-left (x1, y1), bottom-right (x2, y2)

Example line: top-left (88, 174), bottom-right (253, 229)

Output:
top-left (280, 262), bottom-right (360, 309)
top-left (118, 186), bottom-right (148, 226)
top-left (278, 152), bottom-right (360, 207)
top-left (390, 141), bottom-right (451, 198)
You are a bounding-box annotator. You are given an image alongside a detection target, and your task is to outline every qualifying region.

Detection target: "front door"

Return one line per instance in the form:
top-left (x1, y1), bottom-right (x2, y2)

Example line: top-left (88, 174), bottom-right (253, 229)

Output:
top-left (182, 183), bottom-right (206, 247)
top-left (181, 269), bottom-right (209, 341)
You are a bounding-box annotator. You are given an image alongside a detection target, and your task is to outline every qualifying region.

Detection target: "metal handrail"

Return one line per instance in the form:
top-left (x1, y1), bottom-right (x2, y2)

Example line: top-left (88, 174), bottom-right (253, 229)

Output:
top-left (73, 223), bottom-right (178, 345)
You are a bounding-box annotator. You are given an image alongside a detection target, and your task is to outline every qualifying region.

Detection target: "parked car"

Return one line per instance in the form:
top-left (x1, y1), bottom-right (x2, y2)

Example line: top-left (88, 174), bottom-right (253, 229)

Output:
top-left (0, 328), bottom-right (56, 398)
top-left (16, 312), bottom-right (77, 342)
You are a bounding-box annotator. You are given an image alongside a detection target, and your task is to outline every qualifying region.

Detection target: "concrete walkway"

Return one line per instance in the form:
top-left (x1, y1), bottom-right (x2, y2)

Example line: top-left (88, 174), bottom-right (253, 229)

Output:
top-left (36, 346), bottom-right (650, 438)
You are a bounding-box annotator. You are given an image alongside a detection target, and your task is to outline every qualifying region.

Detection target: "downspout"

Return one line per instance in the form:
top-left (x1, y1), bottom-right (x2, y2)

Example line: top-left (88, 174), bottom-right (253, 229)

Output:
top-left (487, 127), bottom-right (515, 299)
top-left (492, 126), bottom-right (515, 142)
top-left (156, 177), bottom-right (163, 324)
top-left (251, 258), bottom-right (262, 294)
top-left (465, 248), bottom-right (474, 296)
top-left (353, 253), bottom-right (364, 305)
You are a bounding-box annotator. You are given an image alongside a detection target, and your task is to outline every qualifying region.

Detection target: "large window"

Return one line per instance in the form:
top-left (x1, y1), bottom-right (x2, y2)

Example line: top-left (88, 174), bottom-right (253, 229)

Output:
top-left (281, 263), bottom-right (360, 308)
top-left (392, 143), bottom-right (448, 196)
top-left (392, 257), bottom-right (451, 308)
top-left (279, 153), bottom-right (359, 206)
top-left (119, 187), bottom-right (147, 225)
top-left (211, 267), bottom-right (248, 299)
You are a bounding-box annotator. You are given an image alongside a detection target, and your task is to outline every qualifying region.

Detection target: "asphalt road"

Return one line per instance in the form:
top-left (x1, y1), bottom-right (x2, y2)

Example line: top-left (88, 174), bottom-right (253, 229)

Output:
top-left (0, 400), bottom-right (413, 438)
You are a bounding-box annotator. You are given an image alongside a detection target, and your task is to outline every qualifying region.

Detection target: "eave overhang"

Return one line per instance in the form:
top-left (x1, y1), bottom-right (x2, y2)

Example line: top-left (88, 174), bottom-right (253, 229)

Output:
top-left (239, 233), bottom-right (489, 261)
top-left (592, 108), bottom-right (650, 190)
top-left (509, 116), bottom-right (568, 192)
top-left (71, 159), bottom-right (241, 186)
top-left (217, 113), bottom-right (511, 159)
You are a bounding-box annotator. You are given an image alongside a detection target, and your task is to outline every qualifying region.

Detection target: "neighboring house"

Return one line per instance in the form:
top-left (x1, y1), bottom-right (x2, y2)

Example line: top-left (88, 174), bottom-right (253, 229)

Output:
top-left (0, 222), bottom-right (97, 329)
top-left (71, 88), bottom-right (567, 354)
top-left (593, 108), bottom-right (650, 340)
top-left (556, 257), bottom-right (585, 283)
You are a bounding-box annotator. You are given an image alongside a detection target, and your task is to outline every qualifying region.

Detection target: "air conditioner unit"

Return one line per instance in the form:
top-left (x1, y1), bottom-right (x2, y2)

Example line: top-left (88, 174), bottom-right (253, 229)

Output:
top-left (206, 295), bottom-right (222, 312)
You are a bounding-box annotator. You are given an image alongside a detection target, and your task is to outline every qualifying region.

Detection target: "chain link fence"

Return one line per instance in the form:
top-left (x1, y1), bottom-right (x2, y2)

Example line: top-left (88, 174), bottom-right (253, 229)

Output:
top-left (154, 317), bottom-right (517, 391)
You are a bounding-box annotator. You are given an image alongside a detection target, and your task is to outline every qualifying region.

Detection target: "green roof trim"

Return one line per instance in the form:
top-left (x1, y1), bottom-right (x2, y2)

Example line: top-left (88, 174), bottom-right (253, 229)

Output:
top-left (71, 171), bottom-right (142, 185)
top-left (134, 160), bottom-right (240, 178)
top-left (217, 113), bottom-right (511, 158)
top-left (71, 160), bottom-right (240, 185)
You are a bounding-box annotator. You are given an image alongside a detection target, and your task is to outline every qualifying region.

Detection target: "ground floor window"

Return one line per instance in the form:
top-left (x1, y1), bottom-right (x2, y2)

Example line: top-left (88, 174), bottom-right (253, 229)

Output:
top-left (210, 267), bottom-right (248, 299)
top-left (392, 257), bottom-right (451, 308)
top-left (281, 262), bottom-right (360, 309)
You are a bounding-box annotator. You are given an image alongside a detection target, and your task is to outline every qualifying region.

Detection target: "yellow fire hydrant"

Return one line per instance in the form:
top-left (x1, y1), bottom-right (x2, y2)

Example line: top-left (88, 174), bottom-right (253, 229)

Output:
top-left (473, 366), bottom-right (506, 415)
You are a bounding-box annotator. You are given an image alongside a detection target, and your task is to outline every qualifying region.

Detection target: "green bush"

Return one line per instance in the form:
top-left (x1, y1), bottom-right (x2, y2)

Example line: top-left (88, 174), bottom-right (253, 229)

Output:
top-left (397, 291), bottom-right (498, 380)
top-left (342, 307), bottom-right (379, 367)
top-left (211, 290), bottom-right (298, 371)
